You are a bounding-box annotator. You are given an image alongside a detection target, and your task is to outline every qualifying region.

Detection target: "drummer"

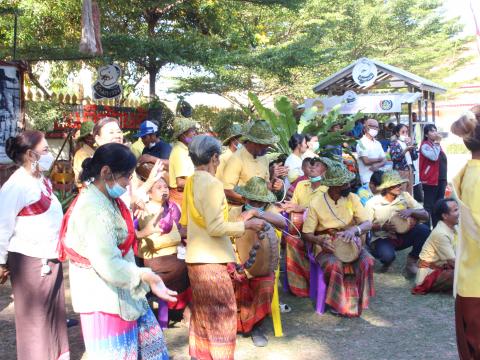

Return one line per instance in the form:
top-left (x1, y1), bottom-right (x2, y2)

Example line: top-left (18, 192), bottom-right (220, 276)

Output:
top-left (365, 170), bottom-right (430, 277)
top-left (215, 123), bottom-right (243, 179)
top-left (231, 177), bottom-right (286, 347)
top-left (302, 161), bottom-right (373, 317)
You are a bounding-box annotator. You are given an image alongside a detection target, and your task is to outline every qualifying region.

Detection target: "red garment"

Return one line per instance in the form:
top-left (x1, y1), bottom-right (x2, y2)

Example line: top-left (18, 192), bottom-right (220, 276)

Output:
top-left (419, 140), bottom-right (443, 186)
top-left (57, 194), bottom-right (137, 266)
top-left (17, 178), bottom-right (52, 216)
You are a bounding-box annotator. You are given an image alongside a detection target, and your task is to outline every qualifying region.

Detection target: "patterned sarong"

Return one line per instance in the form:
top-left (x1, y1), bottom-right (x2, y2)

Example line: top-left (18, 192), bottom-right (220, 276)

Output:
top-left (234, 274), bottom-right (275, 333)
top-left (285, 233), bottom-right (310, 297)
top-left (412, 261), bottom-right (454, 295)
top-left (317, 249), bottom-right (375, 317)
top-left (80, 308), bottom-right (168, 360)
top-left (188, 263), bottom-right (237, 360)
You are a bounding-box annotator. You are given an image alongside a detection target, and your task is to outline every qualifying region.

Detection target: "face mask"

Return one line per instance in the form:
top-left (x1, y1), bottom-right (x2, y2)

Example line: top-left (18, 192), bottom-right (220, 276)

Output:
top-left (368, 128), bottom-right (378, 138)
top-left (311, 142), bottom-right (319, 151)
top-left (35, 152), bottom-right (55, 171)
top-left (184, 136), bottom-right (193, 144)
top-left (235, 143), bottom-right (243, 150)
top-left (106, 174), bottom-right (127, 198)
top-left (244, 203), bottom-right (265, 212)
top-left (399, 135), bottom-right (406, 142)
top-left (257, 148), bottom-right (268, 157)
top-left (149, 142), bottom-right (156, 149)
top-left (340, 188), bottom-right (351, 198)
top-left (309, 175), bottom-right (322, 183)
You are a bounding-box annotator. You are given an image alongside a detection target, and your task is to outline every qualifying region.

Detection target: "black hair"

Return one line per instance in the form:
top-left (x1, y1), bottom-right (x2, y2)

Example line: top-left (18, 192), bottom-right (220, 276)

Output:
top-left (370, 170), bottom-right (384, 187)
top-left (5, 130), bottom-right (44, 165)
top-left (432, 198), bottom-right (457, 226)
top-left (423, 124), bottom-right (437, 140)
top-left (288, 133), bottom-right (306, 151)
top-left (80, 143), bottom-right (136, 182)
top-left (188, 135), bottom-right (221, 166)
top-left (394, 124), bottom-right (408, 136)
top-left (304, 134), bottom-right (313, 142)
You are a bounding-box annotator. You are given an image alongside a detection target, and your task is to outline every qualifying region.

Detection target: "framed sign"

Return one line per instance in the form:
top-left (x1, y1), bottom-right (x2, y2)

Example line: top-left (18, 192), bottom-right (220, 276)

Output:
top-left (352, 58), bottom-right (378, 87)
top-left (92, 64), bottom-right (122, 100)
top-left (0, 61), bottom-right (24, 164)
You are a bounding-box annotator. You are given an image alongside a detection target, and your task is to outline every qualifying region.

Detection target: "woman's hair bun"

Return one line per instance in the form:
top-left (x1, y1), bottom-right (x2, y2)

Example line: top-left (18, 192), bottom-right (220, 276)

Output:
top-left (5, 137), bottom-right (18, 161)
top-left (451, 110), bottom-right (479, 140)
top-left (79, 157), bottom-right (94, 182)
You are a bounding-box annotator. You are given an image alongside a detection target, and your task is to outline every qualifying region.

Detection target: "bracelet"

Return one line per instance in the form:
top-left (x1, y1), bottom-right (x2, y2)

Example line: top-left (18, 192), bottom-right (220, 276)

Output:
top-left (355, 226), bottom-right (362, 236)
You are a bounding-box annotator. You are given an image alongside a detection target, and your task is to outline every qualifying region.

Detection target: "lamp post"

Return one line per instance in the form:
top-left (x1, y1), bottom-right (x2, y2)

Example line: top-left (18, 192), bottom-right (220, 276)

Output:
top-left (0, 7), bottom-right (23, 60)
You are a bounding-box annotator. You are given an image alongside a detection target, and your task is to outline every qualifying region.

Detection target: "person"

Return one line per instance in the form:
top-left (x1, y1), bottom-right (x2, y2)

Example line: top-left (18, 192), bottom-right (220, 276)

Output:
top-left (221, 120), bottom-right (284, 208)
top-left (419, 124), bottom-right (447, 221)
top-left (450, 106), bottom-right (480, 360)
top-left (366, 170), bottom-right (431, 276)
top-left (168, 117), bottom-right (197, 206)
top-left (357, 170), bottom-right (383, 206)
top-left (324, 123), bottom-right (343, 157)
top-left (356, 118), bottom-right (387, 185)
top-left (93, 116), bottom-right (124, 146)
top-left (231, 177), bottom-right (286, 347)
top-left (412, 198), bottom-right (458, 295)
top-left (282, 157), bottom-right (329, 297)
top-left (137, 120), bottom-right (172, 160)
top-left (179, 135), bottom-right (265, 360)
top-left (215, 123), bottom-right (243, 179)
top-left (302, 134), bottom-right (319, 159)
top-left (136, 176), bottom-right (190, 319)
top-left (285, 133), bottom-right (308, 184)
top-left (60, 143), bottom-right (176, 360)
top-left (389, 124), bottom-right (417, 195)
top-left (0, 131), bottom-right (69, 360)
top-left (130, 137), bottom-right (145, 159)
top-left (286, 157), bottom-right (312, 199)
top-left (73, 120), bottom-right (95, 187)
top-left (302, 161), bottom-right (374, 317)
top-left (351, 118), bottom-right (366, 139)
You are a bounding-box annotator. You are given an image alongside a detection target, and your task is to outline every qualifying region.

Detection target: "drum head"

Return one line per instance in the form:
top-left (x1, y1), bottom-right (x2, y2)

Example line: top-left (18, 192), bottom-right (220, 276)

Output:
top-left (334, 236), bottom-right (361, 263)
top-left (389, 214), bottom-right (415, 234)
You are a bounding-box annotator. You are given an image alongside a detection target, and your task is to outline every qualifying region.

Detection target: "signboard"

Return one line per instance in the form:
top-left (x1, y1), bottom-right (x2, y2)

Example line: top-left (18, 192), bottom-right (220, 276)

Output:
top-left (352, 58), bottom-right (378, 87)
top-left (92, 64), bottom-right (122, 100)
top-left (302, 92), bottom-right (422, 115)
top-left (0, 62), bottom-right (24, 164)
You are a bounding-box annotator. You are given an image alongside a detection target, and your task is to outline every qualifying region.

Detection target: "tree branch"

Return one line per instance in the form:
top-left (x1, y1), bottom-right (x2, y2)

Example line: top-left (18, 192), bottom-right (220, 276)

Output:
top-left (26, 62), bottom-right (51, 99)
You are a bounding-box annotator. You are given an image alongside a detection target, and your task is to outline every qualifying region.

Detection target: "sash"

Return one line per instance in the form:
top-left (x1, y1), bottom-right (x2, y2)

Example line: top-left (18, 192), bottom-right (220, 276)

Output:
top-left (17, 178), bottom-right (53, 216)
top-left (180, 175), bottom-right (228, 229)
top-left (57, 193), bottom-right (137, 267)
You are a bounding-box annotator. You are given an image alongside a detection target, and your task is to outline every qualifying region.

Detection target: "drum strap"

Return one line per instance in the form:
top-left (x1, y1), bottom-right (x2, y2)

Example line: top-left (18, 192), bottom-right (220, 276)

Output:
top-left (323, 192), bottom-right (350, 227)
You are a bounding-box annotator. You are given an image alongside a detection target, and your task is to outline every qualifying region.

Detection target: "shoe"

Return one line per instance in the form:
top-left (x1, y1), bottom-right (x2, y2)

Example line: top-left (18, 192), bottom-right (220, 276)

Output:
top-left (280, 303), bottom-right (292, 313)
top-left (404, 256), bottom-right (418, 278)
top-left (251, 327), bottom-right (268, 347)
top-left (66, 318), bottom-right (79, 328)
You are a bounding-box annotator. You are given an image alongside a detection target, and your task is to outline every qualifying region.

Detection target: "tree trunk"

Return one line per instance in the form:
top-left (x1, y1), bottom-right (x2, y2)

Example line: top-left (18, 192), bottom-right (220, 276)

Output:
top-left (149, 68), bottom-right (157, 98)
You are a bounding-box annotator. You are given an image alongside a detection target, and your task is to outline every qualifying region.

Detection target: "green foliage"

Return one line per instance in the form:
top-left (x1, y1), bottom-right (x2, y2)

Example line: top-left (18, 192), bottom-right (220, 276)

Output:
top-left (140, 97), bottom-right (175, 141)
top-left (192, 105), bottom-right (218, 131)
top-left (25, 101), bottom-right (68, 132)
top-left (192, 105), bottom-right (249, 138)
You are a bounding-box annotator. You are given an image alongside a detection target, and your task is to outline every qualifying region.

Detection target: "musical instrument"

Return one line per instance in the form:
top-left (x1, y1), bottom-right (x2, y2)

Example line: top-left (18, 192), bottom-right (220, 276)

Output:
top-left (50, 160), bottom-right (75, 193)
top-left (333, 235), bottom-right (361, 263)
top-left (235, 222), bottom-right (280, 277)
top-left (289, 212), bottom-right (305, 235)
top-left (388, 213), bottom-right (417, 234)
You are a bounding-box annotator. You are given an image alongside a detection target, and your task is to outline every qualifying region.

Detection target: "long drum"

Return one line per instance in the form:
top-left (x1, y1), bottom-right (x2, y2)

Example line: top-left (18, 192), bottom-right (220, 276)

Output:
top-left (333, 235), bottom-right (361, 263)
top-left (235, 224), bottom-right (280, 277)
top-left (389, 214), bottom-right (416, 234)
top-left (289, 212), bottom-right (305, 235)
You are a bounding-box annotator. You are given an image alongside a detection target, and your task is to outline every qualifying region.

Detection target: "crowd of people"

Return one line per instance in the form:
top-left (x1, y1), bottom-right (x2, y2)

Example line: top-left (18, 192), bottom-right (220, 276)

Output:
top-left (0, 105), bottom-right (479, 360)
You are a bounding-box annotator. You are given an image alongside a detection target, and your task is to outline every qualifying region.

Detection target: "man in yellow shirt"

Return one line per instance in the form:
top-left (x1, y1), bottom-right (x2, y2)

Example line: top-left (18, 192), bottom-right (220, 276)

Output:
top-left (221, 120), bottom-right (283, 207)
top-left (412, 198), bottom-right (458, 294)
top-left (73, 121), bottom-right (95, 187)
top-left (215, 124), bottom-right (243, 179)
top-left (168, 117), bottom-right (197, 206)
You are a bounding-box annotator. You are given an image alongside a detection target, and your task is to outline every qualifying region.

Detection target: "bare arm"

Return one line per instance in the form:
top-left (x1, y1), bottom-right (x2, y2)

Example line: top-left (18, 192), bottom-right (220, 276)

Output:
top-left (224, 189), bottom-right (245, 205)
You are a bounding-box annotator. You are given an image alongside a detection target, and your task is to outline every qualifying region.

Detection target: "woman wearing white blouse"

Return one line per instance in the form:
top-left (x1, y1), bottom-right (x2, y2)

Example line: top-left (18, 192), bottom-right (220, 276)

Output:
top-left (285, 134), bottom-right (308, 184)
top-left (0, 131), bottom-right (69, 360)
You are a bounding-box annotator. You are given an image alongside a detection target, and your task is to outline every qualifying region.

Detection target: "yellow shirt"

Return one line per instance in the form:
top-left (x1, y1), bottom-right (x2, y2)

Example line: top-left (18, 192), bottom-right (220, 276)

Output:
top-left (416, 220), bottom-right (456, 285)
top-left (365, 192), bottom-right (423, 242)
top-left (291, 180), bottom-right (328, 208)
top-left (185, 170), bottom-right (245, 264)
top-left (73, 143), bottom-right (95, 185)
top-left (215, 148), bottom-right (234, 180)
top-left (221, 146), bottom-right (270, 190)
top-left (453, 159), bottom-right (480, 297)
top-left (131, 138), bottom-right (145, 159)
top-left (168, 141), bottom-right (194, 188)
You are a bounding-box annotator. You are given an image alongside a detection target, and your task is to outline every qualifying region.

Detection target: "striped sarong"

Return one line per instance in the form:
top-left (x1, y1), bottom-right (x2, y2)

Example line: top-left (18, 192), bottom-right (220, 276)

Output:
top-left (80, 308), bottom-right (168, 360)
top-left (188, 263), bottom-right (237, 360)
top-left (285, 233), bottom-right (310, 297)
top-left (317, 249), bottom-right (375, 317)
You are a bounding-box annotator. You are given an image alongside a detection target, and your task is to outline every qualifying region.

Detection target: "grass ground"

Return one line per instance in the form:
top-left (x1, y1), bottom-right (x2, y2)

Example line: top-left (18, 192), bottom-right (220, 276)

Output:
top-left (0, 250), bottom-right (457, 360)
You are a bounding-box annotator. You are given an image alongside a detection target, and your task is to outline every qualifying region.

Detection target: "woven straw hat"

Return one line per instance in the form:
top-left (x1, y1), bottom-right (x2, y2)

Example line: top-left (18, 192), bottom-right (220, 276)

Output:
top-left (377, 170), bottom-right (408, 190)
top-left (241, 120), bottom-right (279, 145)
top-left (79, 121), bottom-right (94, 139)
top-left (234, 176), bottom-right (277, 203)
top-left (222, 123), bottom-right (243, 145)
top-left (319, 160), bottom-right (355, 187)
top-left (172, 117), bottom-right (197, 140)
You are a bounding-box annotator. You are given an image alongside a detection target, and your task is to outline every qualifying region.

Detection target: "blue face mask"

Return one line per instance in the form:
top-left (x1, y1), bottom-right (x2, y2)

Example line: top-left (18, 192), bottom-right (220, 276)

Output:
top-left (244, 203), bottom-right (265, 213)
top-left (310, 175), bottom-right (322, 183)
top-left (106, 175), bottom-right (127, 198)
top-left (236, 143), bottom-right (243, 150)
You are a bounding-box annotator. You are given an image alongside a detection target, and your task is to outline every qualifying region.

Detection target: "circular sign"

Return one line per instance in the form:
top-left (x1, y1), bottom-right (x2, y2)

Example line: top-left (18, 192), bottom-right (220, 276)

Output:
top-left (312, 99), bottom-right (325, 113)
top-left (379, 99), bottom-right (393, 111)
top-left (343, 90), bottom-right (358, 104)
top-left (352, 58), bottom-right (378, 87)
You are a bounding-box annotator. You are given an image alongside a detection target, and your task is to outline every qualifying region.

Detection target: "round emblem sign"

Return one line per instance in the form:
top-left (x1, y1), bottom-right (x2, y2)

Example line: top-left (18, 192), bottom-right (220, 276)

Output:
top-left (352, 58), bottom-right (378, 87)
top-left (379, 99), bottom-right (393, 111)
top-left (343, 90), bottom-right (358, 104)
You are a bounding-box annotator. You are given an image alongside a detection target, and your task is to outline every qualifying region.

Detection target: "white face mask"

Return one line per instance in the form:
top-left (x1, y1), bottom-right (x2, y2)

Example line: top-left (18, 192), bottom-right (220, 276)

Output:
top-left (368, 128), bottom-right (378, 138)
top-left (311, 142), bottom-right (319, 151)
top-left (149, 142), bottom-right (156, 149)
top-left (399, 135), bottom-right (407, 142)
top-left (36, 152), bottom-right (55, 171)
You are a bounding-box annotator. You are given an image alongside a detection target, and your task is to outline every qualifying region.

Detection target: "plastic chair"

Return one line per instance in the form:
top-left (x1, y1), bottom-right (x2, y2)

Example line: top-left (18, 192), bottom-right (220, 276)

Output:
top-left (271, 229), bottom-right (284, 337)
top-left (306, 243), bottom-right (326, 315)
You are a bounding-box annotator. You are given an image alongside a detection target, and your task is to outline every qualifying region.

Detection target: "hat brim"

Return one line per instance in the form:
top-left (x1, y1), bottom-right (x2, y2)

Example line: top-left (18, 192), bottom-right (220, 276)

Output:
top-left (319, 170), bottom-right (356, 187)
top-left (377, 178), bottom-right (409, 190)
top-left (222, 134), bottom-right (242, 146)
top-left (173, 126), bottom-right (196, 140)
top-left (134, 130), bottom-right (155, 138)
top-left (240, 134), bottom-right (280, 145)
top-left (234, 185), bottom-right (277, 203)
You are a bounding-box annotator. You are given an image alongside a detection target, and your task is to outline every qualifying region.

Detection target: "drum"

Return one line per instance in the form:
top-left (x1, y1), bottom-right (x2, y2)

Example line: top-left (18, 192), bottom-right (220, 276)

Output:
top-left (289, 212), bottom-right (305, 235)
top-left (235, 222), bottom-right (280, 277)
top-left (333, 235), bottom-right (361, 263)
top-left (389, 214), bottom-right (417, 234)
